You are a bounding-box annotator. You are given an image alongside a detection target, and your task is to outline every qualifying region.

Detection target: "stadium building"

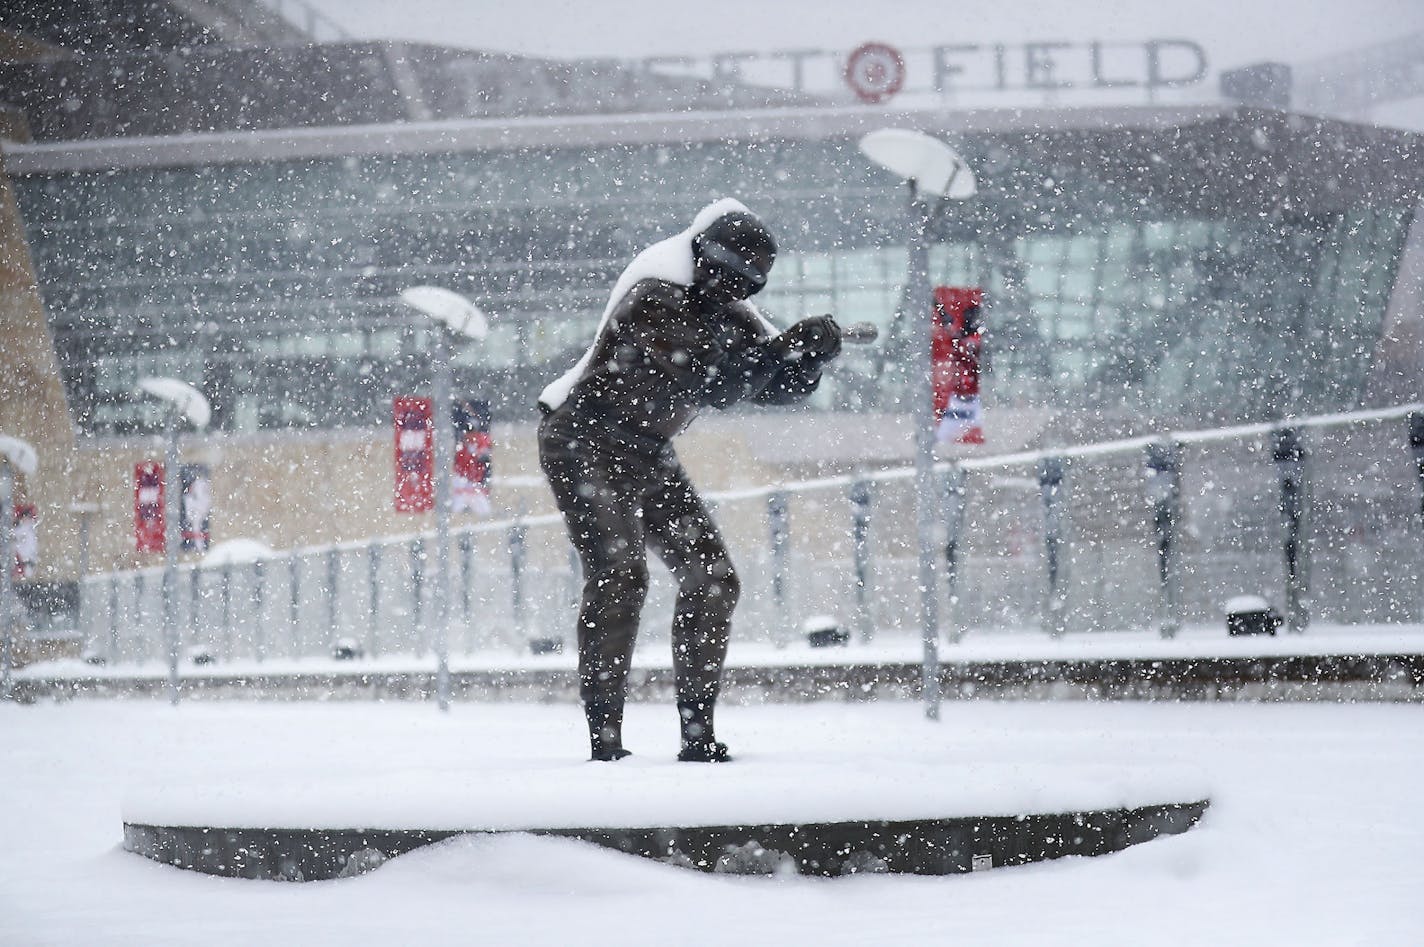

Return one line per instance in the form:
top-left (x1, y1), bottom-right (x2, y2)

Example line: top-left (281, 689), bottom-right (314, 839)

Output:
top-left (1, 1), bottom-right (1422, 629)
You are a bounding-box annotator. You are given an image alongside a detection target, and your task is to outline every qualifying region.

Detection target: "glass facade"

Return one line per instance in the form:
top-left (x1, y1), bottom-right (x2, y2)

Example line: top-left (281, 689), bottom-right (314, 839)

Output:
top-left (15, 126), bottom-right (1413, 435)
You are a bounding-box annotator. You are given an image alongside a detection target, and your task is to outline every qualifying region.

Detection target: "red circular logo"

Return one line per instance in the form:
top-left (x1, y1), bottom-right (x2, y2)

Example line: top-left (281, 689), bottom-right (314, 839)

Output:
top-left (844, 42), bottom-right (906, 104)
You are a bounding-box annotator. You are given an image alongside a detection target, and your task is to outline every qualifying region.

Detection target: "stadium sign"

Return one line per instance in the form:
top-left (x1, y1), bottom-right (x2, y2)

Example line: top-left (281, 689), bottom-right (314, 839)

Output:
top-left (639, 39), bottom-right (1209, 103)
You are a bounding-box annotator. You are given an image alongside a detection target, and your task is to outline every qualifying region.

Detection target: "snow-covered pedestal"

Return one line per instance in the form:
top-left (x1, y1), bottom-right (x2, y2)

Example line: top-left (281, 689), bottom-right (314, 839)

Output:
top-left (122, 756), bottom-right (1208, 880)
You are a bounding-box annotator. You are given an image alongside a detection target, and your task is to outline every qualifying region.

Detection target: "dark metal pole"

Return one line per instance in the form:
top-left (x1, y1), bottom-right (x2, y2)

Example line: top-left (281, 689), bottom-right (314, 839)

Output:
top-left (0, 461), bottom-right (14, 698)
top-left (1410, 412), bottom-right (1424, 622)
top-left (767, 490), bottom-right (791, 647)
top-left (161, 411), bottom-right (181, 704)
top-left (849, 478), bottom-right (874, 643)
top-left (1273, 427), bottom-right (1311, 633)
top-left (1038, 456), bottom-right (1070, 639)
top-left (1144, 440), bottom-right (1183, 639)
top-left (942, 465), bottom-right (969, 645)
top-left (904, 187), bottom-right (941, 719)
top-left (430, 331), bottom-right (454, 711)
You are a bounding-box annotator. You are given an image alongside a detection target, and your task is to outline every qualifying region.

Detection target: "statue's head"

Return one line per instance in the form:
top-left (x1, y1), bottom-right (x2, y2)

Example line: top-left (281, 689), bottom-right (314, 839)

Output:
top-left (691, 210), bottom-right (776, 304)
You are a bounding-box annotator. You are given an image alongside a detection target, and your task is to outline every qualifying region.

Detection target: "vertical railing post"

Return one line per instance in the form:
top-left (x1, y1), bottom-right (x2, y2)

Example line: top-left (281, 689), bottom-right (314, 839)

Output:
top-left (509, 520), bottom-right (527, 639)
top-left (1410, 412), bottom-right (1424, 622)
top-left (942, 465), bottom-right (969, 645)
top-left (1038, 456), bottom-right (1071, 639)
top-left (1409, 411), bottom-right (1424, 523)
top-left (252, 559), bottom-right (266, 663)
top-left (108, 575), bottom-right (120, 664)
top-left (188, 566), bottom-right (201, 659)
top-left (849, 478), bottom-right (874, 643)
top-left (367, 543), bottom-right (382, 660)
top-left (1273, 427), bottom-right (1311, 633)
top-left (565, 541), bottom-right (580, 612)
top-left (326, 547), bottom-right (340, 654)
top-left (767, 490), bottom-right (791, 647)
top-left (458, 526), bottom-right (475, 655)
top-left (0, 460), bottom-right (14, 698)
top-left (410, 538), bottom-right (425, 654)
top-left (133, 572), bottom-right (147, 663)
top-left (1144, 440), bottom-right (1183, 639)
top-left (289, 554), bottom-right (302, 658)
top-left (459, 531), bottom-right (474, 623)
top-left (220, 561), bottom-right (233, 662)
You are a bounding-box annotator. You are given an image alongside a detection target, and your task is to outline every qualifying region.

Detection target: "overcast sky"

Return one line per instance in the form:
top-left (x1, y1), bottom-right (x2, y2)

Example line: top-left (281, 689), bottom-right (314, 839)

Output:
top-left (305, 0), bottom-right (1422, 68)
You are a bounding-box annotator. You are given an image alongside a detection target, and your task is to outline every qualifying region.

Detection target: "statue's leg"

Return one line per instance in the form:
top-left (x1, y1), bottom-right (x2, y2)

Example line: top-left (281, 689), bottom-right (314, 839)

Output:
top-left (540, 431), bottom-right (648, 761)
top-left (645, 463), bottom-right (739, 762)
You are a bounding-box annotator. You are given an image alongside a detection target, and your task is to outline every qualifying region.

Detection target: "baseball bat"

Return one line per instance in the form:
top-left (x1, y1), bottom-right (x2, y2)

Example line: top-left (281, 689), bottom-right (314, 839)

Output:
top-left (841, 321), bottom-right (879, 344)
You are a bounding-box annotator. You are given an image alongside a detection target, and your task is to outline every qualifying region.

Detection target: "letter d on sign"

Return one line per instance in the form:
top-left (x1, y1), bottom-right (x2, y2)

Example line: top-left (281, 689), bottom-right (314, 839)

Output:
top-left (1147, 39), bottom-right (1208, 88)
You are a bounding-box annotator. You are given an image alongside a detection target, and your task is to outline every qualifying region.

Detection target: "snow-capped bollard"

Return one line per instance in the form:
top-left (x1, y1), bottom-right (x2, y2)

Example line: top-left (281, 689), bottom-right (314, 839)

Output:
top-left (331, 637), bottom-right (364, 660)
top-left (941, 465), bottom-right (968, 645)
top-left (848, 478), bottom-right (874, 643)
top-left (1272, 427), bottom-right (1311, 634)
top-left (1144, 440), bottom-right (1183, 639)
top-left (801, 614), bottom-right (849, 648)
top-left (1225, 594), bottom-right (1282, 636)
top-left (1038, 457), bottom-right (1071, 638)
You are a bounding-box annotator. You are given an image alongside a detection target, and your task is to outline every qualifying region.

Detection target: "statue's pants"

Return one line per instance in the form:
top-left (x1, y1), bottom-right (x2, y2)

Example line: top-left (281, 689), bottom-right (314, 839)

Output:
top-left (538, 408), bottom-right (739, 738)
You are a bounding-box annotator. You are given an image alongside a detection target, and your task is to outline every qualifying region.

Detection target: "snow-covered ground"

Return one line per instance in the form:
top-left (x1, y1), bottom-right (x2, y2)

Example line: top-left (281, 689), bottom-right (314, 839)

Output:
top-left (2, 699), bottom-right (1421, 945)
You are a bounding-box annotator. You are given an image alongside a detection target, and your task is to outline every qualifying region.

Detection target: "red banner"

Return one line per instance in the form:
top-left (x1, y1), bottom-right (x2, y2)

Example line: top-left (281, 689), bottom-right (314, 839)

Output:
top-left (134, 461), bottom-right (165, 553)
top-left (394, 396), bottom-right (434, 513)
top-left (931, 286), bottom-right (985, 445)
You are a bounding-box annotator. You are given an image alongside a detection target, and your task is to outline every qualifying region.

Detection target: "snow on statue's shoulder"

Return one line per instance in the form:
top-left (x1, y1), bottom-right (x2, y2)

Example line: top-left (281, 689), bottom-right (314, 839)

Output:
top-left (538, 197), bottom-right (759, 411)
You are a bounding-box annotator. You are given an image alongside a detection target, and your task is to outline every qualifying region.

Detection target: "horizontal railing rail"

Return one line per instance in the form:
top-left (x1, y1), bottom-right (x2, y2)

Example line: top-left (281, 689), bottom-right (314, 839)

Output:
top-left (56, 401), bottom-right (1424, 698)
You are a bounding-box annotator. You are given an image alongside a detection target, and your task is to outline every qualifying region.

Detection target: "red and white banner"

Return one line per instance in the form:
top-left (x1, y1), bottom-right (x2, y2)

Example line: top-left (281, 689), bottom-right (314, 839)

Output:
top-left (931, 286), bottom-right (985, 445)
top-left (452, 398), bottom-right (493, 516)
top-left (11, 502), bottom-right (37, 580)
top-left (393, 396), bottom-right (434, 513)
top-left (134, 461), bottom-right (165, 553)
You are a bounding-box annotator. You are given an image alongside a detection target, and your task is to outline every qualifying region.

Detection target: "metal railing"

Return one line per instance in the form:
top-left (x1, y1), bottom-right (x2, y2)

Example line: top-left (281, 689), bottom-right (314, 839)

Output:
top-left (74, 403), bottom-right (1424, 688)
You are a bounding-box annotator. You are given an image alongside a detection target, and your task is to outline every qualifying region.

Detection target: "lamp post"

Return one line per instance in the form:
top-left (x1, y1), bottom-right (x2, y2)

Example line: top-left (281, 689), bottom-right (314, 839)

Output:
top-left (399, 286), bottom-right (489, 713)
top-left (135, 377), bottom-right (210, 706)
top-left (0, 434), bottom-right (37, 700)
top-left (859, 128), bottom-right (976, 721)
